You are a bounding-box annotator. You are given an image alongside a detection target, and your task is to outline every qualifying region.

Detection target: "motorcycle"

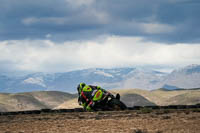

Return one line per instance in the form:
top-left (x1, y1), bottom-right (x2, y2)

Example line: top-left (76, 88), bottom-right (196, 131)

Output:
top-left (79, 92), bottom-right (127, 111)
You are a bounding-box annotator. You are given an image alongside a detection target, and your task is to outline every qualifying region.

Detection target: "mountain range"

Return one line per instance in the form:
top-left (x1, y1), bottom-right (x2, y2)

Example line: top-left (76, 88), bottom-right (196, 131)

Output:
top-left (0, 64), bottom-right (200, 93)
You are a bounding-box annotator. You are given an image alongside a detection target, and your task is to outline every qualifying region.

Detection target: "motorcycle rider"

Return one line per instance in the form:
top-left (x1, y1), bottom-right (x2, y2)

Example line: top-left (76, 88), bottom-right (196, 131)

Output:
top-left (77, 83), bottom-right (114, 111)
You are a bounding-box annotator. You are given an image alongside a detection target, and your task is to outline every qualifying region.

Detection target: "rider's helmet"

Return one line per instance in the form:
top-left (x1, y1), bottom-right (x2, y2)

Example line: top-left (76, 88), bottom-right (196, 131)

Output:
top-left (77, 82), bottom-right (86, 95)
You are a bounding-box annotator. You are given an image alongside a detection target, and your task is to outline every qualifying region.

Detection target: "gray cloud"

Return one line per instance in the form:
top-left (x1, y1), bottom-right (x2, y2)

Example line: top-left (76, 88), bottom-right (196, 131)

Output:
top-left (1, 37), bottom-right (200, 73)
top-left (0, 0), bottom-right (200, 43)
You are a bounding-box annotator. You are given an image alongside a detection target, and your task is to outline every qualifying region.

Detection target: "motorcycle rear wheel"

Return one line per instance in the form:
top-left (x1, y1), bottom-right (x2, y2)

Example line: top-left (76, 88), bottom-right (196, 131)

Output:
top-left (108, 98), bottom-right (127, 110)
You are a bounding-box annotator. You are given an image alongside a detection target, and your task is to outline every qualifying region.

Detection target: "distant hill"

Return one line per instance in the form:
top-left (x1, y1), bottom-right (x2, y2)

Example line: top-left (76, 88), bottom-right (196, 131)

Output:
top-left (165, 91), bottom-right (200, 105)
top-left (0, 104), bottom-right (9, 112)
top-left (55, 98), bottom-right (81, 109)
top-left (0, 91), bottom-right (76, 112)
top-left (113, 88), bottom-right (200, 106)
top-left (1, 88), bottom-right (200, 112)
top-left (120, 94), bottom-right (156, 107)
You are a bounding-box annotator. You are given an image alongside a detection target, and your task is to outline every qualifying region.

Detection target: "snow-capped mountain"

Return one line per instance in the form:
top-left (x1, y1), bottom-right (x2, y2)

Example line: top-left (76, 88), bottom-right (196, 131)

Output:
top-left (0, 68), bottom-right (135, 93)
top-left (162, 64), bottom-right (200, 89)
top-left (120, 68), bottom-right (167, 90)
top-left (0, 64), bottom-right (200, 93)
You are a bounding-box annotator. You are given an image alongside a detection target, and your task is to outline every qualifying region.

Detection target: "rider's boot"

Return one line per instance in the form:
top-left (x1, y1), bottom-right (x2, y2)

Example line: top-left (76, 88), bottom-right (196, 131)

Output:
top-left (116, 93), bottom-right (120, 100)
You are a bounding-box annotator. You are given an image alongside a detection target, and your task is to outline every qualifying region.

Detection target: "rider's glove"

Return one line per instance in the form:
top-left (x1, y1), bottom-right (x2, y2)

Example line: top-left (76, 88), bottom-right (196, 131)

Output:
top-left (86, 105), bottom-right (92, 111)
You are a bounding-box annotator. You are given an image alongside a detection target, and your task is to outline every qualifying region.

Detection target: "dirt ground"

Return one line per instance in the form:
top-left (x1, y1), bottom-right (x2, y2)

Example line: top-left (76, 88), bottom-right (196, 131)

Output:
top-left (0, 109), bottom-right (200, 133)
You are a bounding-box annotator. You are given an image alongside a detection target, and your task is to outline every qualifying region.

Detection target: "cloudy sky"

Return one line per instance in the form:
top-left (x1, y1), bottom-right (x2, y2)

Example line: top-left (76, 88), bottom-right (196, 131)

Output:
top-left (0, 0), bottom-right (200, 74)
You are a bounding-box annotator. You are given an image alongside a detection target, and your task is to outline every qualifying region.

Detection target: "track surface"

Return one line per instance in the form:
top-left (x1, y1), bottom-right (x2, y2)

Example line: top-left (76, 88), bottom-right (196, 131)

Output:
top-left (0, 106), bottom-right (200, 133)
